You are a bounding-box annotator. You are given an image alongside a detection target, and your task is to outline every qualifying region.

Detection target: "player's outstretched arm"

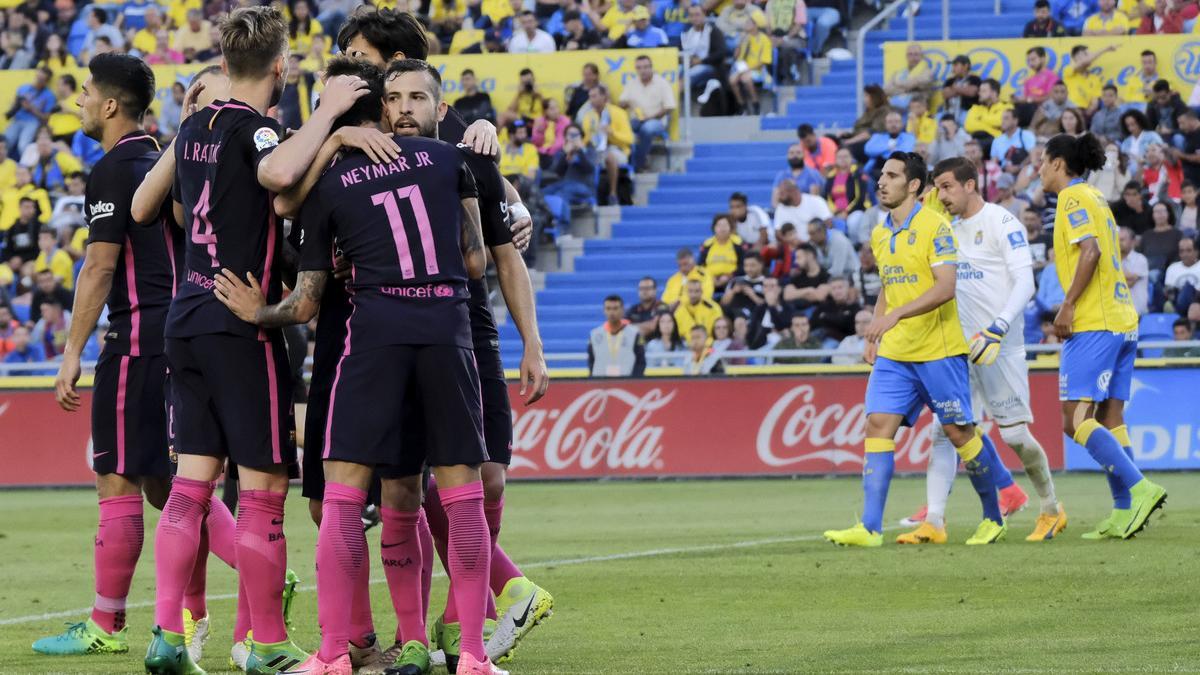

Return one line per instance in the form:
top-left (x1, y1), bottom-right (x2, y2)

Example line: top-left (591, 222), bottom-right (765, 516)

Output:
top-left (460, 197), bottom-right (487, 279)
top-left (1054, 237), bottom-right (1101, 340)
top-left (131, 139), bottom-right (176, 225)
top-left (493, 241), bottom-right (548, 404)
top-left (274, 127), bottom-right (400, 219)
top-left (212, 268), bottom-right (328, 328)
top-left (257, 74), bottom-right (370, 193)
top-left (54, 242), bottom-right (121, 412)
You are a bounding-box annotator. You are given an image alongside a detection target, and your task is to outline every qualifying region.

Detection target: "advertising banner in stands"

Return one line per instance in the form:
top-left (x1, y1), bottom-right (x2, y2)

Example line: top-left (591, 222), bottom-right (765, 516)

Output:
top-left (5, 368), bottom-right (1199, 486)
top-left (882, 35), bottom-right (1200, 103)
top-left (0, 48), bottom-right (680, 141)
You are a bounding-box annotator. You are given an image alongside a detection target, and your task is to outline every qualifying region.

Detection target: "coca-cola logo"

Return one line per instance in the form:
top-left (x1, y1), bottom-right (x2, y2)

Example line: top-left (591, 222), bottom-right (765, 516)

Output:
top-left (511, 388), bottom-right (673, 473)
top-left (756, 385), bottom-right (939, 468)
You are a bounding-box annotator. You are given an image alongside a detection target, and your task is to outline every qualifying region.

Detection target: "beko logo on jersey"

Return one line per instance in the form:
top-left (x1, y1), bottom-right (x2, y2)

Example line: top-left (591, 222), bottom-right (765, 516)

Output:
top-left (88, 201), bottom-right (115, 221)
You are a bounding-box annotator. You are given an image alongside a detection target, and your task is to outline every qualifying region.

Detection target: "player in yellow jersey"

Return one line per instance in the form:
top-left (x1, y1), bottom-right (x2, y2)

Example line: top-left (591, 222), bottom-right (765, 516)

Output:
top-left (1041, 133), bottom-right (1168, 540)
top-left (823, 152), bottom-right (1010, 547)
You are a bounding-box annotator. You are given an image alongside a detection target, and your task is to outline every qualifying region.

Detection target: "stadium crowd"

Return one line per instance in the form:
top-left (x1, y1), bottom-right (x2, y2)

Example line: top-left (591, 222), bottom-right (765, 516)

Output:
top-left (595, 25), bottom-right (1200, 374)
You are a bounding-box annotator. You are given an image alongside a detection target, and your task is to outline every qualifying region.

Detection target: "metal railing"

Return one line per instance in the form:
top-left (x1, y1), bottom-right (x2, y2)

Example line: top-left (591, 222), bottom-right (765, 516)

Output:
top-left (854, 0), bottom-right (958, 117)
top-left (4, 341), bottom-right (1199, 376)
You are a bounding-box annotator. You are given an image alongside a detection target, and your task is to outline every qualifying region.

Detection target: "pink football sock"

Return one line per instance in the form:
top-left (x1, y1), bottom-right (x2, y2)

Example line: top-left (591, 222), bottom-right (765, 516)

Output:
top-left (206, 496), bottom-right (238, 568)
top-left (440, 481), bottom-right (490, 661)
top-left (236, 490), bottom-right (289, 644)
top-left (423, 480), bottom-right (456, 622)
top-left (484, 499), bottom-right (524, 596)
top-left (92, 495), bottom-right (143, 634)
top-left (233, 573), bottom-right (251, 642)
top-left (316, 483), bottom-right (367, 662)
top-left (154, 478), bottom-right (213, 633)
top-left (350, 538), bottom-right (375, 647)
top-left (417, 507), bottom-right (433, 618)
top-left (182, 529), bottom-right (209, 620)
top-left (380, 508), bottom-right (427, 646)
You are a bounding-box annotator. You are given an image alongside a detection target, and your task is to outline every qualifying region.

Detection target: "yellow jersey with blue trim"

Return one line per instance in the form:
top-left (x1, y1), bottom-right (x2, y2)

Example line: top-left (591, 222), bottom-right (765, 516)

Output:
top-left (871, 202), bottom-right (969, 362)
top-left (1053, 180), bottom-right (1138, 334)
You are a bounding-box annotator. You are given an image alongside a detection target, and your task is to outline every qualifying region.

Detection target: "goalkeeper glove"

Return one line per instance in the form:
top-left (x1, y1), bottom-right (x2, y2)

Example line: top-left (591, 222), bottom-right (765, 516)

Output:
top-left (968, 319), bottom-right (1008, 366)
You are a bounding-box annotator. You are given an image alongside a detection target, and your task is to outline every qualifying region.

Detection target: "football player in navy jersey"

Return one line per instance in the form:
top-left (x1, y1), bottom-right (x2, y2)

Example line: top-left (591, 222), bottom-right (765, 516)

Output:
top-left (33, 52), bottom-right (238, 665)
top-left (213, 60), bottom-right (507, 675)
top-left (146, 7), bottom-right (378, 674)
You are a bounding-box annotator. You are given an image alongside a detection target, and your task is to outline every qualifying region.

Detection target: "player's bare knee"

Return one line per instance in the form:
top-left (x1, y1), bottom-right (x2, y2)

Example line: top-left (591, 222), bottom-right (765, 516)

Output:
top-left (96, 472), bottom-right (142, 500)
top-left (321, 460), bottom-right (373, 492)
top-left (942, 423), bottom-right (975, 447)
top-left (381, 476), bottom-right (423, 512)
top-left (174, 454), bottom-right (224, 483)
top-left (237, 463), bottom-right (291, 494)
top-left (482, 462), bottom-right (507, 503)
top-left (1097, 399), bottom-right (1125, 428)
top-left (142, 476), bottom-right (171, 510)
top-left (865, 413), bottom-right (901, 440)
top-left (432, 464), bottom-right (482, 491)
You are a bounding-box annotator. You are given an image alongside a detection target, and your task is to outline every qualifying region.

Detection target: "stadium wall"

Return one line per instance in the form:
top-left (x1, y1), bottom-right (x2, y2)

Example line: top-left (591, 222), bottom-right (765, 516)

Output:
top-left (4, 366), bottom-right (1197, 486)
top-left (883, 35), bottom-right (1200, 100)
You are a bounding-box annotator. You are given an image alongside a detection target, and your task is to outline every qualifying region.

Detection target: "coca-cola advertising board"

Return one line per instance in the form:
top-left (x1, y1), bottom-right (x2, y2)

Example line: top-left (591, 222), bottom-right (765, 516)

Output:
top-left (506, 373), bottom-right (1065, 479)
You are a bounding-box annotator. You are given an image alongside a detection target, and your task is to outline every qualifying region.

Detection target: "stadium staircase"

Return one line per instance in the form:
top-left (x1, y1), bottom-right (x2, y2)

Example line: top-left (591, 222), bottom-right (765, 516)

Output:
top-left (496, 0), bottom-right (1030, 369)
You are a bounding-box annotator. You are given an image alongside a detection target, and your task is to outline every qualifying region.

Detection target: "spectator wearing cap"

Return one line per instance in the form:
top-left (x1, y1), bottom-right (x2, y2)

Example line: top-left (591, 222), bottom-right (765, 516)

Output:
top-left (499, 120), bottom-right (540, 181)
top-left (941, 55), bottom-right (981, 123)
top-left (863, 111), bottom-right (915, 177)
top-left (990, 109), bottom-right (1035, 172)
top-left (884, 43), bottom-right (934, 110)
top-left (509, 10), bottom-right (557, 52)
top-left (619, 55), bottom-right (675, 172)
top-left (663, 247), bottom-right (715, 307)
top-left (5, 68), bottom-right (55, 156)
top-left (577, 84), bottom-right (633, 205)
top-left (1025, 0), bottom-right (1067, 36)
top-left (728, 13), bottom-right (771, 116)
top-left (589, 295), bottom-right (646, 377)
top-left (543, 123), bottom-right (596, 209)
top-left (796, 123), bottom-right (838, 174)
top-left (601, 0), bottom-right (641, 43)
top-left (626, 276), bottom-right (669, 337)
top-left (773, 143), bottom-right (825, 195)
top-left (699, 213), bottom-right (744, 289)
top-left (620, 6), bottom-right (669, 47)
top-left (807, 219), bottom-right (858, 278)
top-left (499, 68), bottom-right (544, 128)
top-left (559, 9), bottom-right (603, 49)
top-left (681, 4), bottom-right (728, 103)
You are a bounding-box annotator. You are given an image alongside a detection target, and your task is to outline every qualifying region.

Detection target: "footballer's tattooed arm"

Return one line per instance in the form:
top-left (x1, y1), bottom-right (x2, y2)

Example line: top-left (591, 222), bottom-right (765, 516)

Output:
top-left (212, 268), bottom-right (328, 328)
top-left (461, 197), bottom-right (487, 279)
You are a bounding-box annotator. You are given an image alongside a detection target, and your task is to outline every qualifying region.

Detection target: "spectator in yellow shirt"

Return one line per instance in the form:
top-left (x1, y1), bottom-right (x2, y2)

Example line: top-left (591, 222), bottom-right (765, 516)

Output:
top-left (47, 75), bottom-right (82, 139)
top-left (602, 0), bottom-right (640, 41)
top-left (131, 6), bottom-right (166, 55)
top-left (1, 166), bottom-right (51, 231)
top-left (1062, 43), bottom-right (1116, 115)
top-left (167, 0), bottom-right (203, 29)
top-left (173, 9), bottom-right (213, 61)
top-left (430, 0), bottom-right (468, 42)
top-left (674, 278), bottom-right (723, 338)
top-left (662, 247), bottom-right (715, 307)
top-left (729, 16), bottom-right (771, 115)
top-left (499, 120), bottom-right (540, 180)
top-left (1083, 0), bottom-right (1132, 34)
top-left (577, 84), bottom-right (634, 204)
top-left (699, 214), bottom-right (744, 287)
top-left (288, 0), bottom-right (325, 55)
top-left (0, 138), bottom-right (16, 192)
top-left (34, 228), bottom-right (74, 291)
top-left (907, 96), bottom-right (937, 145)
top-left (481, 0), bottom-right (519, 25)
top-left (964, 78), bottom-right (1012, 139)
top-left (499, 68), bottom-right (545, 127)
top-left (38, 35), bottom-right (77, 81)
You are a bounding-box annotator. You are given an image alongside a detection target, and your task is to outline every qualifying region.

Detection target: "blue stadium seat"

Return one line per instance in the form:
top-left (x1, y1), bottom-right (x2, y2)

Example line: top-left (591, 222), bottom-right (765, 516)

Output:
top-left (1139, 312), bottom-right (1178, 357)
top-left (12, 303), bottom-right (30, 323)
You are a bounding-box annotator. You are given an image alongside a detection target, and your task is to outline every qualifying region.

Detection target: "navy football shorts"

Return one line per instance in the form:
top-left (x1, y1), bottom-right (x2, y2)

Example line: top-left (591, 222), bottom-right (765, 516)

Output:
top-left (92, 351), bottom-right (171, 477)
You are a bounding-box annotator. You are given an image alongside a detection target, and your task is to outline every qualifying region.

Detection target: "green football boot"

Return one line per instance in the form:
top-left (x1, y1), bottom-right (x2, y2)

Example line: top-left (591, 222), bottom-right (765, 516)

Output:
top-left (32, 619), bottom-right (129, 655)
top-left (144, 625), bottom-right (206, 674)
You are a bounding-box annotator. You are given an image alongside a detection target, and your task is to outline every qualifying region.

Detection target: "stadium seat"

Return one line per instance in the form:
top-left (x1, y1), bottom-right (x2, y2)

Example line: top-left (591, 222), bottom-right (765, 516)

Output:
top-left (12, 303), bottom-right (30, 323)
top-left (1139, 312), bottom-right (1178, 357)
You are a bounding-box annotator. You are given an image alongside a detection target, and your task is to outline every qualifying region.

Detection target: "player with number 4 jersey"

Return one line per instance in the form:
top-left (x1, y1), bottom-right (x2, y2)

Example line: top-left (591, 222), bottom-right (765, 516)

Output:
top-left (1040, 133), bottom-right (1166, 542)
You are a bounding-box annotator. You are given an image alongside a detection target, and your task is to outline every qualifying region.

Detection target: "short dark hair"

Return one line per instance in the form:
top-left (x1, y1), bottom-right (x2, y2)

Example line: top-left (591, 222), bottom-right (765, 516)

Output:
top-left (59, 74), bottom-right (77, 91)
top-left (932, 156), bottom-right (977, 190)
top-left (519, 9), bottom-right (535, 18)
top-left (1141, 49), bottom-right (1156, 59)
top-left (1175, 317), bottom-right (1193, 331)
top-left (939, 113), bottom-right (955, 123)
top-left (583, 62), bottom-right (599, 75)
top-left (729, 191), bottom-right (748, 204)
top-left (779, 222), bottom-right (796, 236)
top-left (91, 7), bottom-right (108, 23)
top-left (38, 226), bottom-right (56, 237)
top-left (743, 251), bottom-right (761, 263)
top-left (95, 35), bottom-right (112, 48)
top-left (325, 58), bottom-right (385, 130)
top-left (796, 242), bottom-right (816, 256)
top-left (711, 213), bottom-right (732, 230)
top-left (336, 7), bottom-right (428, 62)
top-left (1124, 180), bottom-right (1143, 193)
top-left (461, 68), bottom-right (475, 78)
top-left (639, 275), bottom-right (657, 286)
top-left (952, 54), bottom-right (970, 66)
top-left (219, 6), bottom-right (289, 79)
top-left (1071, 44), bottom-right (1088, 57)
top-left (190, 64), bottom-right (224, 86)
top-left (690, 324), bottom-right (707, 336)
top-left (635, 54), bottom-right (652, 64)
top-left (386, 58), bottom-right (443, 103)
top-left (1153, 79), bottom-right (1171, 93)
top-left (1183, 180), bottom-right (1196, 191)
top-left (676, 247), bottom-right (695, 260)
top-left (519, 67), bottom-right (534, 78)
top-left (604, 294), bottom-right (624, 305)
top-left (1034, 0), bottom-right (1049, 7)
top-left (18, 196), bottom-right (35, 206)
top-left (88, 53), bottom-right (155, 121)
top-left (1103, 83), bottom-right (1118, 94)
top-left (980, 77), bottom-right (1001, 93)
top-left (888, 151), bottom-right (928, 194)
top-left (1027, 46), bottom-right (1046, 58)
top-left (796, 123), bottom-right (814, 139)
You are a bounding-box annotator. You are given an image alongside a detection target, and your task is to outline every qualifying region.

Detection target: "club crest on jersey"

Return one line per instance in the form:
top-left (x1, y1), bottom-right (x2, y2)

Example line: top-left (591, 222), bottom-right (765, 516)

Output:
top-left (253, 127), bottom-right (280, 152)
top-left (908, 232), bottom-right (917, 245)
top-left (1068, 209), bottom-right (1089, 228)
top-left (933, 235), bottom-right (955, 255)
top-left (974, 230), bottom-right (984, 245)
top-left (1007, 230), bottom-right (1027, 249)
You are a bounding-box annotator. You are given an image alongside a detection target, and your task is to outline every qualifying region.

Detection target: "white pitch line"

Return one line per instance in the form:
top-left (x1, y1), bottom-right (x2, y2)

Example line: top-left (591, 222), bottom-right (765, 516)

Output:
top-left (0, 534), bottom-right (820, 627)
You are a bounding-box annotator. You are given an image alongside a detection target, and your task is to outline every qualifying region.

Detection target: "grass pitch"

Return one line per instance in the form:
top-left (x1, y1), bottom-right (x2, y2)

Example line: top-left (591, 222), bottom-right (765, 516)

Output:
top-left (0, 473), bottom-right (1196, 674)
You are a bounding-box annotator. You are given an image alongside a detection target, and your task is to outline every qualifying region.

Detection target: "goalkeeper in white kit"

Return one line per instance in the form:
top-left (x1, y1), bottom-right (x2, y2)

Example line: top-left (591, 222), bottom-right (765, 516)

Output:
top-left (897, 157), bottom-right (1066, 544)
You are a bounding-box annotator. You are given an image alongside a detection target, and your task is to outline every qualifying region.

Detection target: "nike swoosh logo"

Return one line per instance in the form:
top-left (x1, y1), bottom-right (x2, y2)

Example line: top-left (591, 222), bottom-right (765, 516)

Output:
top-left (511, 594), bottom-right (537, 629)
top-left (93, 451), bottom-right (110, 458)
top-left (381, 540), bottom-right (407, 549)
top-left (271, 517), bottom-right (284, 525)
